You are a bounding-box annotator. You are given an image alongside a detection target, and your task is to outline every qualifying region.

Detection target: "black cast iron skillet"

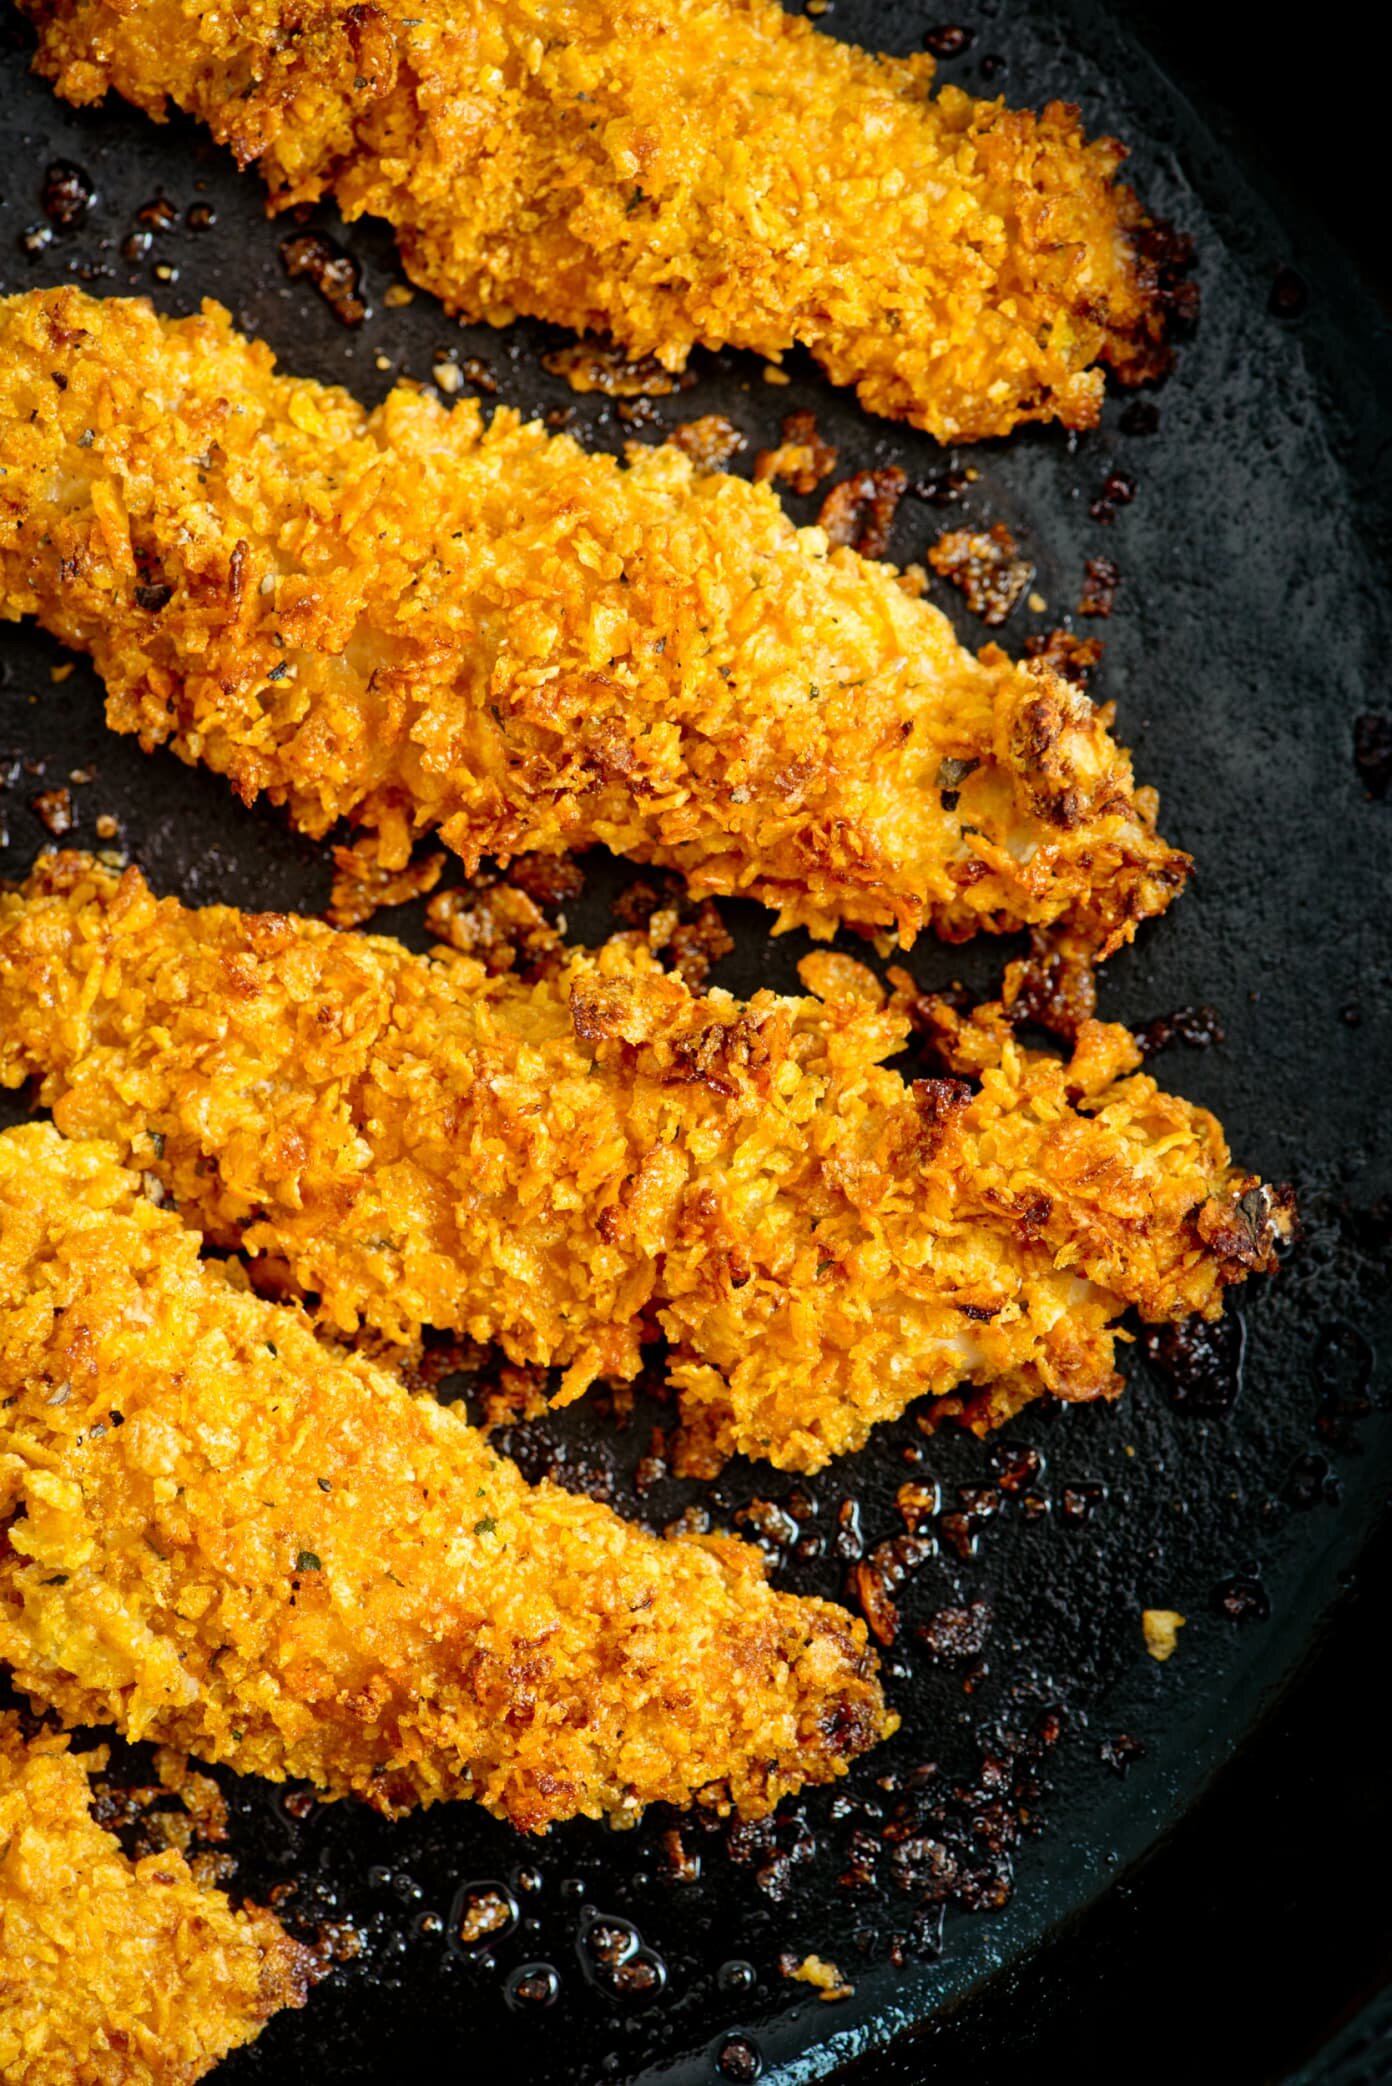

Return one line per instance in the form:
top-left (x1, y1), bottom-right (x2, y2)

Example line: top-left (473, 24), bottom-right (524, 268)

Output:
top-left (0, 3), bottom-right (1388, 2080)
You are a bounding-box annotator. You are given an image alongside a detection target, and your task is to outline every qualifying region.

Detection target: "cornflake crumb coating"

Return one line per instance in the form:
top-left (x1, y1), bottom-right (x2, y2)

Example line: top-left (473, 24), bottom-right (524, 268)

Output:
top-left (0, 1714), bottom-right (314, 2086)
top-left (19, 0), bottom-right (1186, 441)
top-left (0, 289), bottom-right (1187, 954)
top-left (0, 856), bottom-right (1291, 1474)
top-left (0, 1123), bottom-right (892, 1825)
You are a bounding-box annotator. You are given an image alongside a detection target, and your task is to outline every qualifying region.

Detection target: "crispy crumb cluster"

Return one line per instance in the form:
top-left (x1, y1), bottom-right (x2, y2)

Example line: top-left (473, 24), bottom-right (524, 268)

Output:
top-left (0, 1123), bottom-right (892, 1824)
top-left (0, 857), bottom-right (1289, 1473)
top-left (0, 1715), bottom-right (314, 2085)
top-left (0, 288), bottom-right (1187, 955)
top-left (20, 0), bottom-right (1185, 440)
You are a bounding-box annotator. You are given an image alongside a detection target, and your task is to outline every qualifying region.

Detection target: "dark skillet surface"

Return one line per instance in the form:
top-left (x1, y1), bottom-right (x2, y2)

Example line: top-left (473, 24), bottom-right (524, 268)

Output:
top-left (0, 3), bottom-right (1389, 2080)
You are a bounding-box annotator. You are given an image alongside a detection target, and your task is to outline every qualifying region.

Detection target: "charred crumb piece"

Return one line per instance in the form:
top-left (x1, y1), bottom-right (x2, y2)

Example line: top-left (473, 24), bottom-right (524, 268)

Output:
top-left (894, 1479), bottom-right (940, 1533)
top-left (30, 787), bottom-right (73, 836)
top-left (1059, 1483), bottom-right (1105, 1526)
top-left (1213, 1570), bottom-right (1270, 1624)
top-left (136, 195), bottom-right (178, 233)
top-left (42, 160), bottom-right (96, 230)
top-left (1132, 1004), bottom-right (1225, 1056)
top-left (914, 1601), bottom-right (991, 1662)
top-left (670, 414), bottom-right (746, 470)
top-left (927, 522), bottom-right (1034, 626)
top-left (1023, 627), bottom-right (1105, 689)
top-left (1099, 1731), bottom-right (1146, 1776)
top-left (279, 232), bottom-right (369, 326)
top-left (660, 1827), bottom-right (701, 1885)
top-left (922, 24), bottom-right (975, 57)
top-left (393, 1329), bottom-right (490, 1397)
top-left (987, 1438), bottom-right (1044, 1494)
top-left (541, 339), bottom-right (690, 397)
top-left (1354, 714), bottom-right (1392, 799)
top-left (818, 466), bottom-right (908, 558)
top-left (1140, 1312), bottom-right (1245, 1414)
top-left (833, 1497), bottom-right (865, 1562)
top-left (632, 1427), bottom-right (669, 1496)
top-left (504, 851), bottom-right (585, 909)
top-left (754, 410), bottom-right (838, 494)
top-left (880, 1710), bottom-right (1060, 1917)
top-left (733, 1497), bottom-right (800, 1558)
top-left (609, 872), bottom-right (733, 991)
top-left (1078, 555), bottom-right (1121, 618)
top-left (849, 1533), bottom-right (934, 1645)
top-left (1089, 470), bottom-right (1136, 524)
top-left (325, 839), bottom-right (444, 929)
top-left (425, 874), bottom-right (564, 976)
top-left (662, 1502), bottom-right (712, 1540)
top-left (1125, 215), bottom-right (1200, 349)
top-left (1001, 929), bottom-right (1098, 1039)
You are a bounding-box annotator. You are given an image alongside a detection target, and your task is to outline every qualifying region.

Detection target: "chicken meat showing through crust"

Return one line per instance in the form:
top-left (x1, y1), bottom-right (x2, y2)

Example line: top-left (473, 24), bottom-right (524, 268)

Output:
top-left (0, 1714), bottom-right (315, 2086)
top-left (19, 0), bottom-right (1188, 443)
top-left (0, 1123), bottom-right (892, 1826)
top-left (0, 288), bottom-right (1188, 955)
top-left (0, 856), bottom-right (1291, 1475)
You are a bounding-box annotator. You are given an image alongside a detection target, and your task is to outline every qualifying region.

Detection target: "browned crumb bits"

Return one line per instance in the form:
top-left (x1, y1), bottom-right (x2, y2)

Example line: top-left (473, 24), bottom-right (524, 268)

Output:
top-left (1023, 627), bottom-right (1106, 688)
top-left (279, 232), bottom-right (368, 326)
top-left (927, 522), bottom-right (1034, 625)
top-left (818, 466), bottom-right (908, 558)
top-left (30, 787), bottom-right (73, 835)
top-left (325, 839), bottom-right (444, 928)
top-left (669, 414), bottom-right (746, 471)
top-left (424, 876), bottom-right (563, 976)
top-left (541, 339), bottom-right (689, 397)
top-left (753, 410), bottom-right (839, 494)
top-left (1079, 555), bottom-right (1122, 618)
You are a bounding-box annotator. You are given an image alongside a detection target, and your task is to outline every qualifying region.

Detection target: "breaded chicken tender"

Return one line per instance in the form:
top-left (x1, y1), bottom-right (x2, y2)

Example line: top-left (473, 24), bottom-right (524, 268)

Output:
top-left (0, 1123), bottom-right (891, 1824)
top-left (0, 1714), bottom-right (313, 2085)
top-left (0, 856), bottom-right (1290, 1474)
top-left (18, 0), bottom-right (1185, 442)
top-left (0, 288), bottom-right (1187, 954)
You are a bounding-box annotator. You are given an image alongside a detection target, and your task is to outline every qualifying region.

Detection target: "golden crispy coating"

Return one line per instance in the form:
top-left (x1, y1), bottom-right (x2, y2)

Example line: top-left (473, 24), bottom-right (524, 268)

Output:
top-left (0, 1123), bottom-right (891, 1825)
top-left (0, 288), bottom-right (1187, 953)
top-left (0, 856), bottom-right (1289, 1474)
top-left (0, 1715), bottom-right (312, 2086)
top-left (19, 0), bottom-right (1182, 442)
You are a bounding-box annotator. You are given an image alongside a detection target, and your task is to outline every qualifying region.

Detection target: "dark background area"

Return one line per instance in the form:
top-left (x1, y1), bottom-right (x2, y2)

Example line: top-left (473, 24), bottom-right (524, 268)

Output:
top-left (0, 2), bottom-right (1389, 2083)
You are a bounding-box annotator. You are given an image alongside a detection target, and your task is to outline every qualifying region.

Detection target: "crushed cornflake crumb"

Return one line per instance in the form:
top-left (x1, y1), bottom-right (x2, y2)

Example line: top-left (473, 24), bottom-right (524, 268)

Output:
top-left (754, 410), bottom-right (838, 495)
top-left (383, 283), bottom-right (415, 308)
top-left (783, 1952), bottom-right (853, 2001)
top-left (542, 340), bottom-right (688, 397)
top-left (1142, 1608), bottom-right (1186, 1662)
top-left (49, 662), bottom-right (75, 684)
top-left (818, 466), bottom-right (907, 558)
top-left (928, 522), bottom-right (1034, 625)
top-left (670, 414), bottom-right (746, 471)
top-left (325, 836), bottom-right (445, 929)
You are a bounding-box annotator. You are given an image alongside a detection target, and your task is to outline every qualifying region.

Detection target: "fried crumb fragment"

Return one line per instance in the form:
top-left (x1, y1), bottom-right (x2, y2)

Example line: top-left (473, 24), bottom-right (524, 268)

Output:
top-left (928, 522), bottom-right (1035, 626)
top-left (325, 835), bottom-right (445, 929)
top-left (1142, 1608), bottom-right (1186, 1662)
top-left (783, 1952), bottom-right (854, 2002)
top-left (0, 1124), bottom-right (893, 1824)
top-left (1001, 928), bottom-right (1099, 1039)
top-left (0, 1713), bottom-right (317, 2085)
top-left (669, 414), bottom-right (745, 471)
top-left (0, 856), bottom-right (1293, 1475)
top-left (1079, 555), bottom-right (1122, 618)
top-left (541, 339), bottom-right (689, 397)
top-left (29, 786), bottom-right (73, 836)
top-left (1024, 626), bottom-right (1106, 689)
top-left (818, 466), bottom-right (908, 557)
top-left (425, 875), bottom-right (564, 976)
top-left (754, 410), bottom-right (838, 494)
